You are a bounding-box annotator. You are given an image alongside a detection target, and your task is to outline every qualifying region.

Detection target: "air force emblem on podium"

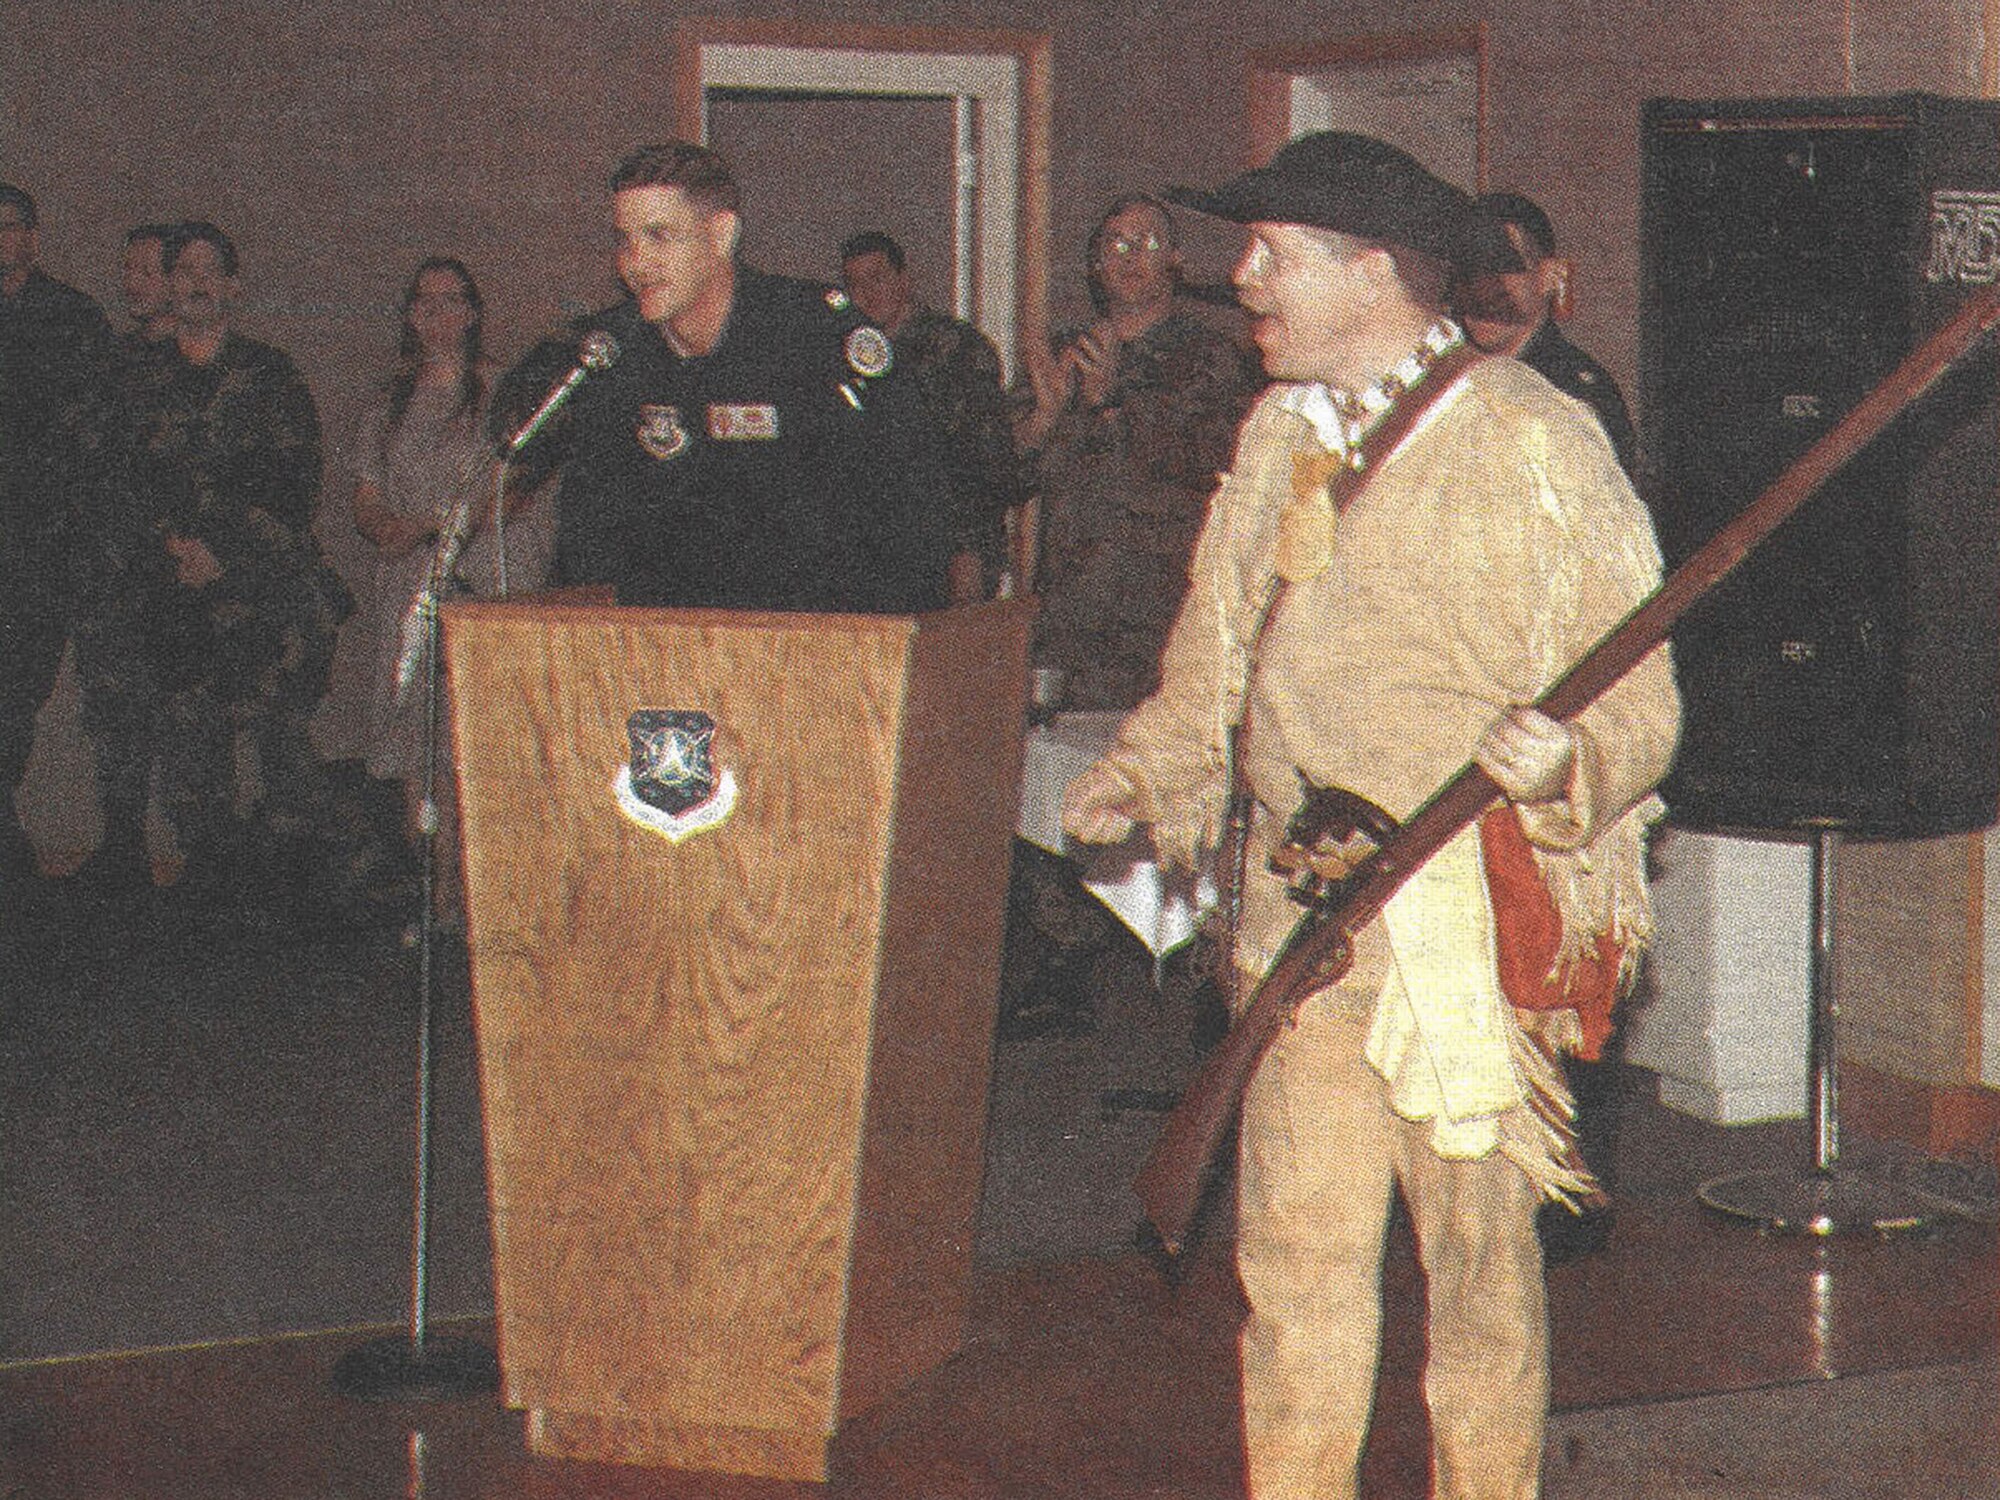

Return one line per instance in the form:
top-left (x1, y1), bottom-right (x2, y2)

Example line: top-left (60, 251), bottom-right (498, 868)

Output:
top-left (614, 709), bottom-right (738, 842)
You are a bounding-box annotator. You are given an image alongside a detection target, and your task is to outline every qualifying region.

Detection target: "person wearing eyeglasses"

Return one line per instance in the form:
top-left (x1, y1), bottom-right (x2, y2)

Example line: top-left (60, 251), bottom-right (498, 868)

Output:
top-left (1017, 193), bottom-right (1261, 714)
top-left (998, 194), bottom-right (1260, 1041)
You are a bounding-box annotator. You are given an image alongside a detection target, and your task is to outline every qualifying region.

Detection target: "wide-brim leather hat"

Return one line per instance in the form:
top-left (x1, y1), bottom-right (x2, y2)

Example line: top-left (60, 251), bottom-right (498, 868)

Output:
top-left (1167, 130), bottom-right (1520, 272)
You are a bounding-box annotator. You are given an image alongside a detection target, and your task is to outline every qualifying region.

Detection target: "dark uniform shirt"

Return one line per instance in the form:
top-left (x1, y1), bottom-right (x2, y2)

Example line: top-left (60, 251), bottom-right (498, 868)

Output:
top-left (499, 267), bottom-right (954, 614)
top-left (0, 268), bottom-right (114, 586)
top-left (1516, 319), bottom-right (1636, 476)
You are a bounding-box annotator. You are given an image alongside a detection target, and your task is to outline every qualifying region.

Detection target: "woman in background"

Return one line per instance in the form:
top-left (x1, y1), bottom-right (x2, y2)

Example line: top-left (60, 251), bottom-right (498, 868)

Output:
top-left (350, 258), bottom-right (554, 888)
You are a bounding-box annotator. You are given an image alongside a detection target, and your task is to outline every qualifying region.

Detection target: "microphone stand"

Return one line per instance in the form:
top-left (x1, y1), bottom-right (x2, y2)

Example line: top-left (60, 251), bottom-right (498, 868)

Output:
top-left (334, 332), bottom-right (613, 1401)
top-left (333, 458), bottom-right (507, 1402)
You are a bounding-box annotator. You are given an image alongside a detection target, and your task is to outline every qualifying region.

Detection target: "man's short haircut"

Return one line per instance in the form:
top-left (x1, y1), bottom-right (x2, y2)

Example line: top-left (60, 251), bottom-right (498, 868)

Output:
top-left (1474, 192), bottom-right (1556, 260)
top-left (610, 142), bottom-right (742, 217)
top-left (164, 220), bottom-right (239, 276)
top-left (125, 221), bottom-right (176, 249)
top-left (839, 229), bottom-right (905, 271)
top-left (0, 183), bottom-right (37, 228)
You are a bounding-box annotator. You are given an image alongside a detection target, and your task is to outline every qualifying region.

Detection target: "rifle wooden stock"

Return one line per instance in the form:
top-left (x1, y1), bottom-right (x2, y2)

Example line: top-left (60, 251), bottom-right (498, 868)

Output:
top-left (1134, 286), bottom-right (2000, 1255)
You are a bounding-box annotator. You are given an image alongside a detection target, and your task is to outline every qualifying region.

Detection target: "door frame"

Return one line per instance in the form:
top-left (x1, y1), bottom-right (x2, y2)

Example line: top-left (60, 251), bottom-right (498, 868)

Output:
top-left (673, 18), bottom-right (1051, 376)
top-left (1246, 24), bottom-right (1489, 188)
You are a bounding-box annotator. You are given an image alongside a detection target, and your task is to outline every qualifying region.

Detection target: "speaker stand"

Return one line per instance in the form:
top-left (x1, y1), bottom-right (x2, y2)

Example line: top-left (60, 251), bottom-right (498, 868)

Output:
top-left (1697, 827), bottom-right (1940, 1235)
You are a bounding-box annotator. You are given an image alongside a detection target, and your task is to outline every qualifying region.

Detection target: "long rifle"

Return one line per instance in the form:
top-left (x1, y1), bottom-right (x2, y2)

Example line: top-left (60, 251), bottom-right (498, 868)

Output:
top-left (1134, 286), bottom-right (2000, 1255)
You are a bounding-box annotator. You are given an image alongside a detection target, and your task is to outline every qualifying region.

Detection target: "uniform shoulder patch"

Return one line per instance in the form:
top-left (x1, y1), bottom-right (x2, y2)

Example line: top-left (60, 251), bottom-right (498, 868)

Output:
top-left (845, 325), bottom-right (893, 379)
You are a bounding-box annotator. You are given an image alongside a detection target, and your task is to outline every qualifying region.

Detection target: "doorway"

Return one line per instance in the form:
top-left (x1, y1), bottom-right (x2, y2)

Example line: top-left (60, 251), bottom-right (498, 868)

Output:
top-left (1247, 26), bottom-right (1488, 192)
top-left (673, 22), bottom-right (1052, 378)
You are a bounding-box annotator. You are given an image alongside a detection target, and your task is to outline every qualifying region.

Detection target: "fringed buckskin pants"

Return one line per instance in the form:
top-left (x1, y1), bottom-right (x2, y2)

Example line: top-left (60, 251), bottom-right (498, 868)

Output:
top-left (1236, 980), bottom-right (1548, 1500)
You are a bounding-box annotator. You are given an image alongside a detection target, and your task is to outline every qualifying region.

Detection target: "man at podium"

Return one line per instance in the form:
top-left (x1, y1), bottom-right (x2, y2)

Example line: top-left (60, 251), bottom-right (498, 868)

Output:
top-left (497, 141), bottom-right (955, 614)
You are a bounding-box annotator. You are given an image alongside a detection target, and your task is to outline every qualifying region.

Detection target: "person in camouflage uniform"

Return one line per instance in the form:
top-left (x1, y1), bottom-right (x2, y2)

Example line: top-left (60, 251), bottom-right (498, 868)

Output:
top-left (1000, 195), bottom-right (1262, 1038)
top-left (60, 224), bottom-right (183, 893)
top-left (127, 222), bottom-right (369, 913)
top-left (840, 230), bottom-right (1021, 598)
top-left (0, 184), bottom-right (116, 886)
top-left (1017, 193), bottom-right (1262, 711)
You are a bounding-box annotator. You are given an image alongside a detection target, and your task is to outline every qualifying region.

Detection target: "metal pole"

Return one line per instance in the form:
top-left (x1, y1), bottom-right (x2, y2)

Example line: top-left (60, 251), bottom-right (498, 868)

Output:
top-left (1697, 828), bottom-right (1938, 1236)
top-left (408, 596), bottom-right (443, 1349)
top-left (333, 518), bottom-right (496, 1401)
top-left (1810, 825), bottom-right (1840, 1174)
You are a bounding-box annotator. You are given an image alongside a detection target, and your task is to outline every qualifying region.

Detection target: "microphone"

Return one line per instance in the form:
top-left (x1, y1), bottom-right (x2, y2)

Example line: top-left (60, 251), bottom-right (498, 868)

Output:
top-left (394, 330), bottom-right (619, 701)
top-left (502, 329), bottom-right (620, 454)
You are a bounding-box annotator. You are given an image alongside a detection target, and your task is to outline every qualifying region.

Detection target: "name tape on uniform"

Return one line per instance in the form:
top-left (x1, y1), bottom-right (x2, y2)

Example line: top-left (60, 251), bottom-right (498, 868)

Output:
top-left (707, 403), bottom-right (780, 441)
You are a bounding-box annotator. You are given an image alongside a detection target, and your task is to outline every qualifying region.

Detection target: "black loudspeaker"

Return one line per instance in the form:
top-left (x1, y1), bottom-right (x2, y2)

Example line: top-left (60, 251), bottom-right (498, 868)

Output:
top-left (1641, 94), bottom-right (2000, 837)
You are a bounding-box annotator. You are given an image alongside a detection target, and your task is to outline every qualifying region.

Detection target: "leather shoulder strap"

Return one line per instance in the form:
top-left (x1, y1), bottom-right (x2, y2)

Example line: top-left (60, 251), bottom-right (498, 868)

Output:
top-left (1329, 343), bottom-right (1486, 513)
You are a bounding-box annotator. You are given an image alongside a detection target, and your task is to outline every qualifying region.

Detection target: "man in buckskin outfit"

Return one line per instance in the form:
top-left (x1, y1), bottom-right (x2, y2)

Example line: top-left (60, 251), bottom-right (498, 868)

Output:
top-left (1062, 134), bottom-right (1679, 1499)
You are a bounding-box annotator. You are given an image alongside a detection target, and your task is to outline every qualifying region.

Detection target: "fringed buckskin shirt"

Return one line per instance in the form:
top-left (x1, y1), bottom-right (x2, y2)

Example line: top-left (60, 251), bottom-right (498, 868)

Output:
top-left (1097, 353), bottom-right (1680, 1179)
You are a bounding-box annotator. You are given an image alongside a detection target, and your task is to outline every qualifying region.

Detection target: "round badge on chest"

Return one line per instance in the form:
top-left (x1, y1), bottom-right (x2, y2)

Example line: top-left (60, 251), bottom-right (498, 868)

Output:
top-left (844, 326), bottom-right (893, 379)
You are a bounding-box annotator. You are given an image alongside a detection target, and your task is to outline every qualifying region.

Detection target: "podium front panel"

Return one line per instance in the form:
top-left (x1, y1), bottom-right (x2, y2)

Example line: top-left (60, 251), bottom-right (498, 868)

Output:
top-left (445, 604), bottom-right (915, 1451)
top-left (441, 599), bottom-right (1032, 1479)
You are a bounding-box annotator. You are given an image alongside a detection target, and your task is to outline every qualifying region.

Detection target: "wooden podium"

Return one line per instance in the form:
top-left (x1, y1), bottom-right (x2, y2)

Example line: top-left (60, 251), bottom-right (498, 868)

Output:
top-left (440, 598), bottom-right (1033, 1480)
